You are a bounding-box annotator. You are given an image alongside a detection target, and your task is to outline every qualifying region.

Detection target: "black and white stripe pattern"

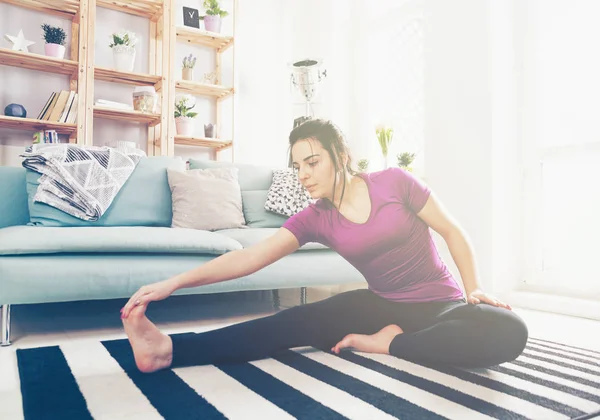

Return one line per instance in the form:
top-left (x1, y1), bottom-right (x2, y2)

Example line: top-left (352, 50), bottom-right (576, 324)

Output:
top-left (20, 143), bottom-right (145, 221)
top-left (12, 337), bottom-right (600, 419)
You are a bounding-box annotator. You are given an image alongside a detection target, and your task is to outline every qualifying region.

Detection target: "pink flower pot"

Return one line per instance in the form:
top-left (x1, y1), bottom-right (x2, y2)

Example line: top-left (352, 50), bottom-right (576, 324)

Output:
top-left (203, 15), bottom-right (222, 33)
top-left (45, 43), bottom-right (66, 59)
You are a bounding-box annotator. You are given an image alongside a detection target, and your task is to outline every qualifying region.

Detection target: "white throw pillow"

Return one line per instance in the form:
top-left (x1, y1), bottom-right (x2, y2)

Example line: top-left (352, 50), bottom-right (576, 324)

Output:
top-left (167, 167), bottom-right (246, 231)
top-left (264, 169), bottom-right (315, 217)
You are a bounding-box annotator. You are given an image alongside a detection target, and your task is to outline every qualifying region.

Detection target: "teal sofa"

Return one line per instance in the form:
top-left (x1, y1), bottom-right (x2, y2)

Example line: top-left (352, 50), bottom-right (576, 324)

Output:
top-left (0, 157), bottom-right (365, 346)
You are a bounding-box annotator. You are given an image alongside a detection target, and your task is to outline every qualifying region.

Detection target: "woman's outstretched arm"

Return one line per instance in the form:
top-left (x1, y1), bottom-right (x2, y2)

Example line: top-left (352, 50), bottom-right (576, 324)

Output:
top-left (121, 228), bottom-right (300, 318)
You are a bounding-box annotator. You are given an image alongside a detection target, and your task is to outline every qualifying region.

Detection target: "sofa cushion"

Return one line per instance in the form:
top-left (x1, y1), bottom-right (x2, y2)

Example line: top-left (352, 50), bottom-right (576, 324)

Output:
top-left (26, 156), bottom-right (186, 227)
top-left (0, 167), bottom-right (30, 228)
top-left (188, 159), bottom-right (287, 228)
top-left (217, 228), bottom-right (329, 251)
top-left (0, 226), bottom-right (243, 256)
top-left (167, 167), bottom-right (246, 231)
top-left (240, 190), bottom-right (288, 228)
top-left (265, 168), bottom-right (314, 217)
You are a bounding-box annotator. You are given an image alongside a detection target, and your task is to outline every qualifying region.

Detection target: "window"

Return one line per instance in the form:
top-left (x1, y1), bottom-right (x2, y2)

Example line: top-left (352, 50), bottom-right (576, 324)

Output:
top-left (520, 0), bottom-right (600, 299)
top-left (363, 0), bottom-right (424, 172)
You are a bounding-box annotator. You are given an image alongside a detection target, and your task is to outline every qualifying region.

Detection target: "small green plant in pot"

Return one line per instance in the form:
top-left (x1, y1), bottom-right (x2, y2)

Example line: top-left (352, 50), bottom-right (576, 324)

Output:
top-left (201, 0), bottom-right (229, 33)
top-left (174, 95), bottom-right (198, 136)
top-left (182, 54), bottom-right (197, 81)
top-left (357, 158), bottom-right (369, 173)
top-left (41, 24), bottom-right (67, 59)
top-left (109, 30), bottom-right (138, 72)
top-left (397, 152), bottom-right (416, 172)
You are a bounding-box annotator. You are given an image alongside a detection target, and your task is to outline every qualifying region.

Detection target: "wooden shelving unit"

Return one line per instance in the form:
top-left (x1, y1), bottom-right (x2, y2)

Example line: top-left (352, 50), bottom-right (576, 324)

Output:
top-left (0, 115), bottom-right (77, 135)
top-left (0, 0), bottom-right (88, 143)
top-left (166, 1), bottom-right (237, 160)
top-left (175, 80), bottom-right (234, 98)
top-left (0, 48), bottom-right (78, 76)
top-left (94, 67), bottom-right (162, 88)
top-left (83, 0), bottom-right (171, 155)
top-left (0, 0), bottom-right (236, 160)
top-left (1, 0), bottom-right (79, 18)
top-left (96, 0), bottom-right (163, 20)
top-left (176, 26), bottom-right (234, 52)
top-left (174, 135), bottom-right (232, 150)
top-left (94, 107), bottom-right (162, 127)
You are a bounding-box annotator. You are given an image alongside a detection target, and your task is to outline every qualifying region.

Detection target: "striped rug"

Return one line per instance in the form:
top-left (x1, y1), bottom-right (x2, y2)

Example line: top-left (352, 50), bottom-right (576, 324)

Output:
top-left (12, 336), bottom-right (600, 420)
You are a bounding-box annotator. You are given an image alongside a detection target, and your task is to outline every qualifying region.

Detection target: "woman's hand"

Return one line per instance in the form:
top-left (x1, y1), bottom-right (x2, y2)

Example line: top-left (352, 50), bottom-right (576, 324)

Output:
top-left (467, 289), bottom-right (512, 310)
top-left (121, 279), bottom-right (178, 319)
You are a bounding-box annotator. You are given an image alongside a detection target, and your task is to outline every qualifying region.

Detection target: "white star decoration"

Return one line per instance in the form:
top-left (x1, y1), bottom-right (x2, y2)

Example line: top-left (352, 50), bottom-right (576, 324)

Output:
top-left (4, 30), bottom-right (35, 52)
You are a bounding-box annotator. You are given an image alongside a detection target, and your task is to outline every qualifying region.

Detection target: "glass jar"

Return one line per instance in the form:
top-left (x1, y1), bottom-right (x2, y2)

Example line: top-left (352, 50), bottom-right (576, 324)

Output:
top-left (132, 86), bottom-right (157, 113)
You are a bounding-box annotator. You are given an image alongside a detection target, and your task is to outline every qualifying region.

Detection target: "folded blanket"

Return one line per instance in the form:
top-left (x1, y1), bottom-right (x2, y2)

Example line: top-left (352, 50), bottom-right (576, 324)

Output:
top-left (21, 143), bottom-right (146, 221)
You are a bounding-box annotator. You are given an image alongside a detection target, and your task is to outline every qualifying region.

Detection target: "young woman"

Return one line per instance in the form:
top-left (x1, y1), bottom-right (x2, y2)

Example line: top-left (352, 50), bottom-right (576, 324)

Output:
top-left (120, 119), bottom-right (528, 374)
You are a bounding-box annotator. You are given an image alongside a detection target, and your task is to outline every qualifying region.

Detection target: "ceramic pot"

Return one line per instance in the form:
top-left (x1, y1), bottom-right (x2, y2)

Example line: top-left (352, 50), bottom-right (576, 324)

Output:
top-left (203, 15), bottom-right (221, 33)
top-left (44, 43), bottom-right (66, 59)
top-left (112, 45), bottom-right (136, 72)
top-left (182, 67), bottom-right (193, 80)
top-left (176, 117), bottom-right (195, 136)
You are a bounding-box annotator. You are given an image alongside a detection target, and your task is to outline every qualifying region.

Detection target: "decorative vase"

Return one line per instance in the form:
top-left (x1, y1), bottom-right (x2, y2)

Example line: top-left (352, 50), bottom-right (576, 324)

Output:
top-left (203, 15), bottom-right (221, 33)
top-left (382, 154), bottom-right (389, 170)
top-left (4, 103), bottom-right (26, 118)
top-left (112, 45), bottom-right (136, 72)
top-left (176, 117), bottom-right (195, 136)
top-left (44, 43), bottom-right (66, 59)
top-left (182, 67), bottom-right (193, 81)
top-left (204, 123), bottom-right (216, 138)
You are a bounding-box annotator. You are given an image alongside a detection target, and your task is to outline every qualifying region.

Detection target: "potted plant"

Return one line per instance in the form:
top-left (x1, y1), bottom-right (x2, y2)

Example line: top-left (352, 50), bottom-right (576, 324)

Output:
top-left (375, 124), bottom-right (394, 169)
top-left (182, 54), bottom-right (196, 81)
top-left (200, 0), bottom-right (229, 33)
top-left (41, 24), bottom-right (66, 59)
top-left (109, 30), bottom-right (138, 72)
top-left (357, 158), bottom-right (369, 173)
top-left (397, 152), bottom-right (416, 172)
top-left (174, 95), bottom-right (198, 136)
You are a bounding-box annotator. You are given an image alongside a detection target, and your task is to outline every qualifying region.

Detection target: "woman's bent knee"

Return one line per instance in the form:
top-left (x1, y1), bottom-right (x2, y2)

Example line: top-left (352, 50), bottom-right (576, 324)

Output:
top-left (482, 308), bottom-right (529, 365)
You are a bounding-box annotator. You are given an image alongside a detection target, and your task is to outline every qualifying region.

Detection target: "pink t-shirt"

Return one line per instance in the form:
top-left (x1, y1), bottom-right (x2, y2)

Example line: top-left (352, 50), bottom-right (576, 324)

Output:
top-left (282, 167), bottom-right (465, 302)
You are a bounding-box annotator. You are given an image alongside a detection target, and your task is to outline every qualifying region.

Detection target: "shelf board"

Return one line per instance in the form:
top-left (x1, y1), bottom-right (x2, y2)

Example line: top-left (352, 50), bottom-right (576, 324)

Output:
top-left (175, 80), bottom-right (234, 99)
top-left (0, 115), bottom-right (77, 135)
top-left (94, 106), bottom-right (161, 127)
top-left (174, 135), bottom-right (232, 150)
top-left (94, 66), bottom-right (162, 87)
top-left (0, 0), bottom-right (79, 18)
top-left (97, 0), bottom-right (163, 19)
top-left (176, 26), bottom-right (234, 52)
top-left (0, 48), bottom-right (78, 76)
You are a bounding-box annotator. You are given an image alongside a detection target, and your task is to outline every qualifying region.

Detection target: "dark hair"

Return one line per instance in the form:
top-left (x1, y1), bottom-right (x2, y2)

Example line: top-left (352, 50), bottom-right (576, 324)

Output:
top-left (288, 118), bottom-right (356, 208)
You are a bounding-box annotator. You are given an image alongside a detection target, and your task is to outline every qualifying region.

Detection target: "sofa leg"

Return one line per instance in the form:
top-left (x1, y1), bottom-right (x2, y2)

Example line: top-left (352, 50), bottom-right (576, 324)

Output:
top-left (271, 290), bottom-right (280, 311)
top-left (1, 304), bottom-right (11, 347)
top-left (300, 287), bottom-right (307, 305)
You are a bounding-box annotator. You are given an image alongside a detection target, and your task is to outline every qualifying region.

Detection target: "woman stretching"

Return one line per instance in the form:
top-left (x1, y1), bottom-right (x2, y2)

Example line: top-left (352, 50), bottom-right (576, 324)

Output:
top-left (120, 119), bottom-right (528, 373)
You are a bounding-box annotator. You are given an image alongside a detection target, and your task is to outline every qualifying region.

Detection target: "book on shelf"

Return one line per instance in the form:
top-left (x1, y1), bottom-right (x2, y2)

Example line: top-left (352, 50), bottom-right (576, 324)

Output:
top-left (33, 129), bottom-right (60, 144)
top-left (37, 90), bottom-right (78, 124)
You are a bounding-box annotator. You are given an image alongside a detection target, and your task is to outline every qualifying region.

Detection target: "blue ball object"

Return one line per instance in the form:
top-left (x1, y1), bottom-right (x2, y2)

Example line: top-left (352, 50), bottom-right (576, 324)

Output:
top-left (4, 103), bottom-right (27, 118)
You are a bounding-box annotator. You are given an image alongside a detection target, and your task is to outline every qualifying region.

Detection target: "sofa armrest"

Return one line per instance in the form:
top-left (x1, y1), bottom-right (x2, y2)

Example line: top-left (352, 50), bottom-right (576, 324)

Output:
top-left (0, 167), bottom-right (29, 228)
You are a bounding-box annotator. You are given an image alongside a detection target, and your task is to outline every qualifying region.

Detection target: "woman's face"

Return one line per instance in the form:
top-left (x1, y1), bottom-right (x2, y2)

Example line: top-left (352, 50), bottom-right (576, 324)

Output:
top-left (291, 137), bottom-right (338, 200)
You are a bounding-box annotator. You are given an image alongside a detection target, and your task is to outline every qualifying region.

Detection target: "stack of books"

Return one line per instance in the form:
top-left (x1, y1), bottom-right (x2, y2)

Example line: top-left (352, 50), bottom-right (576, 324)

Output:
top-left (38, 90), bottom-right (78, 124)
top-left (33, 129), bottom-right (59, 144)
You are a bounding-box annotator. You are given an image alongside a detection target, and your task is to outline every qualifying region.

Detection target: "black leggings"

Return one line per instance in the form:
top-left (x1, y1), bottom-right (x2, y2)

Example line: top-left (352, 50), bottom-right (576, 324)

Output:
top-left (169, 289), bottom-right (529, 370)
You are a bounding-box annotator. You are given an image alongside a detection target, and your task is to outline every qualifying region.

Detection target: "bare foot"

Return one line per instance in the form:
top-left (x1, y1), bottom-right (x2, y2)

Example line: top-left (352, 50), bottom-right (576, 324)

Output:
top-left (122, 305), bottom-right (173, 373)
top-left (331, 324), bottom-right (403, 355)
